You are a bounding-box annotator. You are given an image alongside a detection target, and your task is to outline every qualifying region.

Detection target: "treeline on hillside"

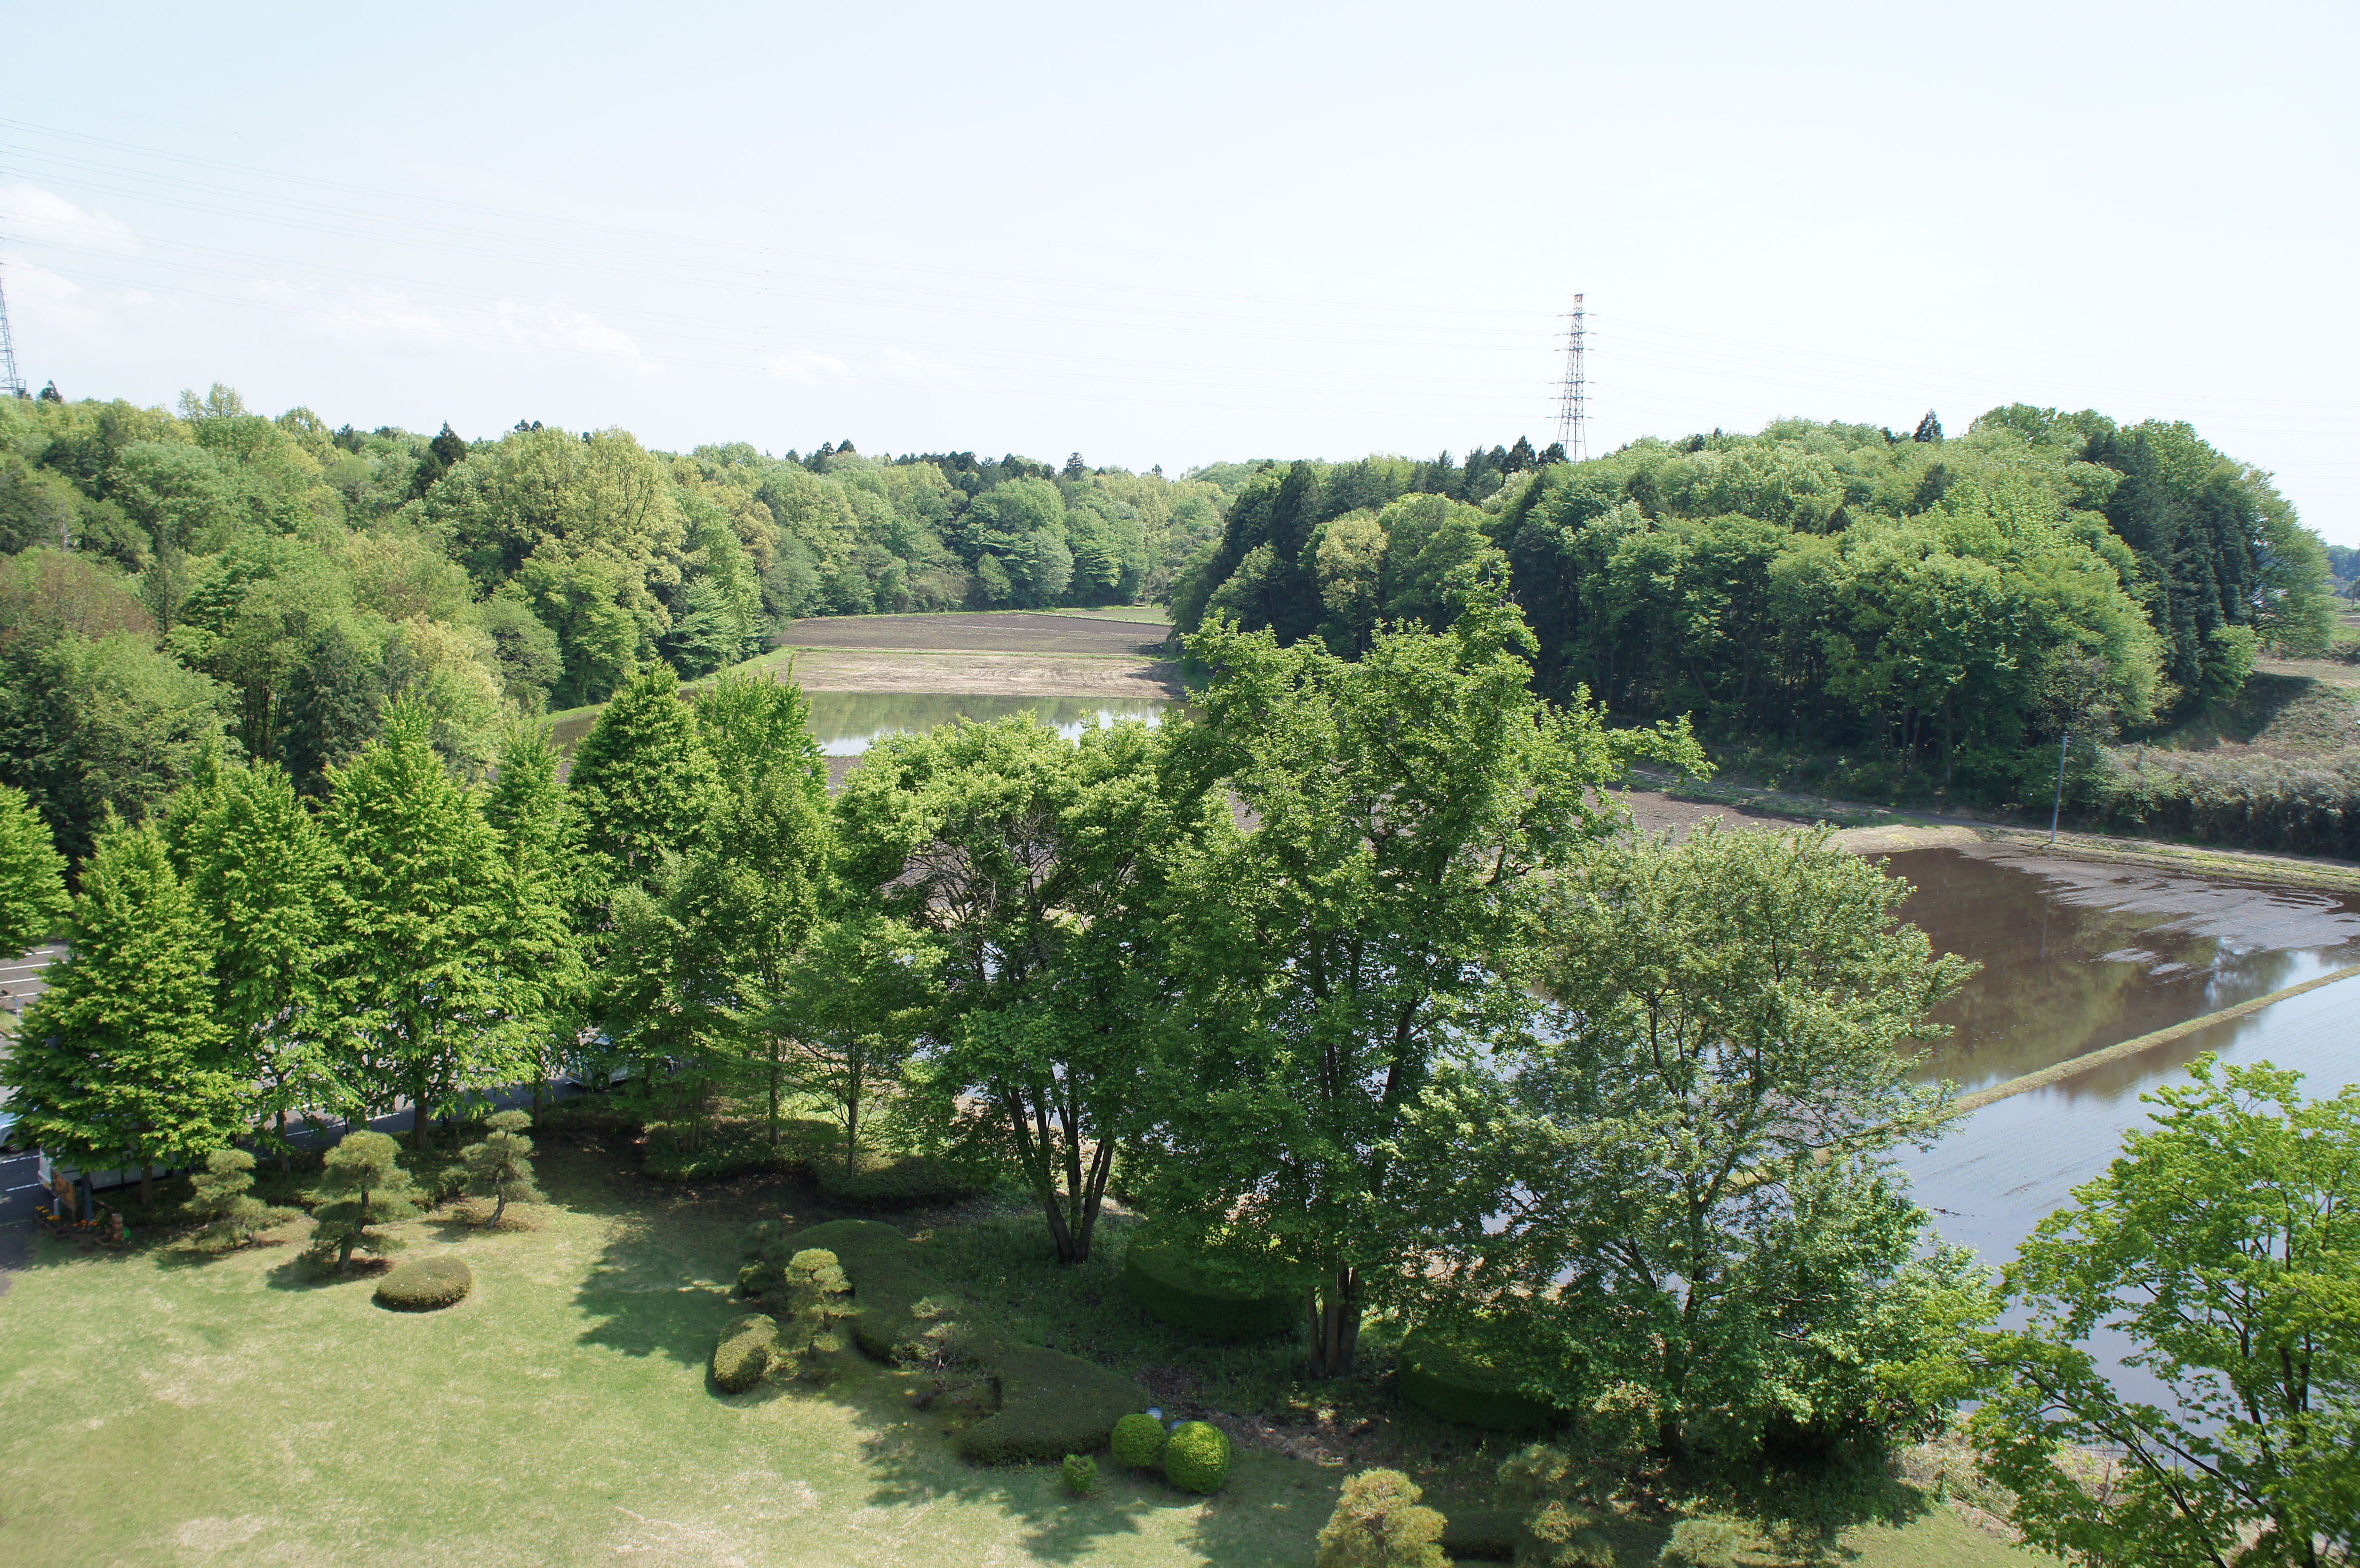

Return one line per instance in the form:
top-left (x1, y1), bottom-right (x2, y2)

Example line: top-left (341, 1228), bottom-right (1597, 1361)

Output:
top-left (0, 387), bottom-right (1231, 857)
top-left (1173, 407), bottom-right (2337, 801)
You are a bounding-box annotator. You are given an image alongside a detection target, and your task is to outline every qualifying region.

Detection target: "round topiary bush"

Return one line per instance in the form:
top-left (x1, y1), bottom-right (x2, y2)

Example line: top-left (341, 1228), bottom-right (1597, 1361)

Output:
top-left (1062, 1454), bottom-right (1099, 1496)
top-left (711, 1313), bottom-right (778, 1393)
top-left (1121, 1240), bottom-right (1299, 1341)
top-left (1110, 1411), bottom-right (1169, 1470)
top-left (373, 1255), bottom-right (472, 1312)
top-left (1161, 1420), bottom-right (1231, 1495)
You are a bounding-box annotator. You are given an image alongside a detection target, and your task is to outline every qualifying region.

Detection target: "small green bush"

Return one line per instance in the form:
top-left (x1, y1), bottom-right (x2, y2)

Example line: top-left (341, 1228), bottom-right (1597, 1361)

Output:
top-left (1397, 1324), bottom-right (1568, 1432)
top-left (1316, 1469), bottom-right (1450, 1568)
top-left (1111, 1412), bottom-right (1169, 1470)
top-left (711, 1313), bottom-right (778, 1393)
top-left (1657, 1517), bottom-right (1744, 1568)
top-left (372, 1255), bottom-right (472, 1312)
top-left (1062, 1454), bottom-right (1099, 1496)
top-left (1161, 1420), bottom-right (1231, 1495)
top-left (1121, 1240), bottom-right (1299, 1341)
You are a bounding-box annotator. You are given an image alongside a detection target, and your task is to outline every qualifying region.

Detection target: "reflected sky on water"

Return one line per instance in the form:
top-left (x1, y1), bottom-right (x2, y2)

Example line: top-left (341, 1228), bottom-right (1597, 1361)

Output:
top-left (550, 691), bottom-right (1172, 758)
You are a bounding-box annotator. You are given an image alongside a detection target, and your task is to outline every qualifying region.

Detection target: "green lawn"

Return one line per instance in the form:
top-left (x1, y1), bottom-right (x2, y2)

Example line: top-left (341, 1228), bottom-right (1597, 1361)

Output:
top-left (0, 1149), bottom-right (2045, 1567)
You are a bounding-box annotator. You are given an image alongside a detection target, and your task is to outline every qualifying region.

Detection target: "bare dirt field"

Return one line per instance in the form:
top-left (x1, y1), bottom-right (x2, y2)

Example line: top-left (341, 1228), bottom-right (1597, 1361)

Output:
top-left (780, 612), bottom-right (1173, 657)
top-left (790, 649), bottom-right (1184, 699)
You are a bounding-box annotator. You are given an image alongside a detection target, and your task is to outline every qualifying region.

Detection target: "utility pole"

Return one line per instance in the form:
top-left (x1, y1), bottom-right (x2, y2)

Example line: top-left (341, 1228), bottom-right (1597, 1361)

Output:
top-left (1552, 294), bottom-right (1588, 462)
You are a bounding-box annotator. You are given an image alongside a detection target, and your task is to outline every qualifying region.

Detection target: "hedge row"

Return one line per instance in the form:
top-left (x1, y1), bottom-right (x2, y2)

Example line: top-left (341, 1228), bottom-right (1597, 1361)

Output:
top-left (775, 1218), bottom-right (1147, 1464)
top-left (1396, 1323), bottom-right (1570, 1432)
top-left (1120, 1241), bottom-right (1298, 1341)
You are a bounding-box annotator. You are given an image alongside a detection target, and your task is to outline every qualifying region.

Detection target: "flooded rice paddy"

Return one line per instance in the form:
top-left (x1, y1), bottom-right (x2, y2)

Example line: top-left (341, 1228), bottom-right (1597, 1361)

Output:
top-left (1883, 843), bottom-right (2360, 1269)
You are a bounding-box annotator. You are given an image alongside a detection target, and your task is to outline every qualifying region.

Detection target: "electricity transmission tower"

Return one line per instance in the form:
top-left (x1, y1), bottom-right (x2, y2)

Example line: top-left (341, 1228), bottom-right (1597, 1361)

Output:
top-left (1551, 294), bottom-right (1587, 461)
top-left (0, 253), bottom-right (24, 400)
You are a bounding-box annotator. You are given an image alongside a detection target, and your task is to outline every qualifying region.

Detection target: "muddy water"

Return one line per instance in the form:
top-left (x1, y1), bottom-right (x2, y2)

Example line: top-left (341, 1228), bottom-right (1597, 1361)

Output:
top-left (548, 692), bottom-right (1172, 759)
top-left (1886, 845), bottom-right (2360, 1090)
top-left (1884, 844), bottom-right (2360, 1274)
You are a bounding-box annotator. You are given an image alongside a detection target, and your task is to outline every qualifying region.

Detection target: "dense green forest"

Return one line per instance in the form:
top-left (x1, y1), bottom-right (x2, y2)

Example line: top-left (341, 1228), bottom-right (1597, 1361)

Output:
top-left (0, 383), bottom-right (2344, 863)
top-left (0, 388), bottom-right (1228, 857)
top-left (1171, 409), bottom-right (2338, 797)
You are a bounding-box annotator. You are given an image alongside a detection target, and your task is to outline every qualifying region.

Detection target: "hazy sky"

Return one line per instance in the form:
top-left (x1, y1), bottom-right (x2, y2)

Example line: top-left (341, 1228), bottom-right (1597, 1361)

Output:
top-left (5, 1), bottom-right (2355, 542)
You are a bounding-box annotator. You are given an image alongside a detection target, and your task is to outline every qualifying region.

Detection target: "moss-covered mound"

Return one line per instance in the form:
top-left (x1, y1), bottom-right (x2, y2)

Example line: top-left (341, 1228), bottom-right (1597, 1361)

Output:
top-left (1397, 1324), bottom-right (1568, 1432)
top-left (711, 1313), bottom-right (778, 1393)
top-left (777, 1218), bottom-right (1149, 1465)
top-left (373, 1256), bottom-right (472, 1312)
top-left (1110, 1411), bottom-right (1168, 1469)
top-left (1121, 1240), bottom-right (1298, 1341)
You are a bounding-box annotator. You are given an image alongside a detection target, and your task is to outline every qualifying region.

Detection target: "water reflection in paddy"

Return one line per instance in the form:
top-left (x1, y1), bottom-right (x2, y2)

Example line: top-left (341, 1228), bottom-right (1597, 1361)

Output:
top-left (1886, 845), bottom-right (2360, 1090)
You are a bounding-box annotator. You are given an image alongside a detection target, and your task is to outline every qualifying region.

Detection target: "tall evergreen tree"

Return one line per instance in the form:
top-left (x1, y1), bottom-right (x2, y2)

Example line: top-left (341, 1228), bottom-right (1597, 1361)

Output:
top-left (1, 820), bottom-right (240, 1204)
top-left (0, 780), bottom-right (69, 956)
top-left (565, 662), bottom-right (719, 900)
top-left (175, 757), bottom-right (337, 1166)
top-left (324, 705), bottom-right (531, 1148)
top-left (481, 723), bottom-right (585, 1112)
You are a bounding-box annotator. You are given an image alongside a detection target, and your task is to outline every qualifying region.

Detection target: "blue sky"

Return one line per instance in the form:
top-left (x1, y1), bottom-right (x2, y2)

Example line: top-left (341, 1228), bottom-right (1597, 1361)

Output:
top-left (5, 0), bottom-right (2356, 543)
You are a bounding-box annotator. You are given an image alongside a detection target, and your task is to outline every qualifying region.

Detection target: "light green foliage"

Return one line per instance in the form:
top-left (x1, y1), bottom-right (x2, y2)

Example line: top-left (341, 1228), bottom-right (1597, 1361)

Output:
top-left (1, 820), bottom-right (240, 1198)
top-left (480, 725), bottom-right (587, 1103)
top-left (1143, 602), bottom-right (1701, 1373)
top-left (183, 1147), bottom-right (278, 1251)
top-left (837, 714), bottom-right (1209, 1263)
top-left (324, 707), bottom-right (536, 1146)
top-left (1316, 1469), bottom-right (1449, 1568)
top-left (1161, 1420), bottom-right (1231, 1494)
top-left (1656, 1516), bottom-right (1745, 1567)
top-left (171, 755), bottom-right (335, 1162)
top-left (1975, 1057), bottom-right (2359, 1566)
top-left (566, 661), bottom-right (718, 896)
top-left (460, 1110), bottom-right (544, 1225)
top-left (1418, 824), bottom-right (1993, 1477)
top-left (0, 780), bottom-right (68, 953)
top-left (304, 1129), bottom-right (419, 1275)
top-left (1061, 1453), bottom-right (1098, 1496)
top-left (1494, 1444), bottom-right (1615, 1568)
top-left (1110, 1412), bottom-right (1168, 1470)
top-left (783, 912), bottom-right (935, 1176)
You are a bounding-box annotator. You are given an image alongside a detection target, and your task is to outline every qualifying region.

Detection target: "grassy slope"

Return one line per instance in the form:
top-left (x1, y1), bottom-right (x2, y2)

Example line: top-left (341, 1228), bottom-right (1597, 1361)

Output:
top-left (0, 1167), bottom-right (2045, 1568)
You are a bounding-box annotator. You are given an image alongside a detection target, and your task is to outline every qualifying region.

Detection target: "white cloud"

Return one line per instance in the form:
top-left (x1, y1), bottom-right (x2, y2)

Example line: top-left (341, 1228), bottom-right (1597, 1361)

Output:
top-left (0, 183), bottom-right (139, 255)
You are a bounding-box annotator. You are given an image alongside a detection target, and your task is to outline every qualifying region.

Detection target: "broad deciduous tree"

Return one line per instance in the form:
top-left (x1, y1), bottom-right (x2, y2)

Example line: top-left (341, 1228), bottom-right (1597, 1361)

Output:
top-left (1975, 1057), bottom-right (2359, 1567)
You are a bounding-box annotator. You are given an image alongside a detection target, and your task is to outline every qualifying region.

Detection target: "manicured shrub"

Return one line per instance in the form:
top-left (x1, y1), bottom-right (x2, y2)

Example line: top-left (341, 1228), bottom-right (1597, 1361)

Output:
top-left (1397, 1324), bottom-right (1568, 1432)
top-left (1111, 1412), bottom-right (1169, 1470)
top-left (372, 1255), bottom-right (472, 1311)
top-left (459, 1110), bottom-right (543, 1224)
top-left (772, 1249), bottom-right (853, 1382)
top-left (644, 1118), bottom-right (835, 1181)
top-left (1161, 1420), bottom-right (1231, 1495)
top-left (774, 1219), bottom-right (943, 1360)
top-left (307, 1131), bottom-right (420, 1275)
top-left (711, 1313), bottom-right (778, 1392)
top-left (957, 1342), bottom-right (1147, 1465)
top-left (1657, 1517), bottom-right (1744, 1567)
top-left (1062, 1454), bottom-right (1098, 1496)
top-left (1316, 1468), bottom-right (1449, 1568)
top-left (1121, 1240), bottom-right (1298, 1341)
top-left (184, 1148), bottom-right (289, 1250)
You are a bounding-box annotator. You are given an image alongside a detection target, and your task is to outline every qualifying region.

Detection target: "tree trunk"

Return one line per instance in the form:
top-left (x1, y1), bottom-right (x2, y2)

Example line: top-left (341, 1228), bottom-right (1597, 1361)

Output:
top-left (276, 1109), bottom-right (292, 1174)
top-left (491, 1189), bottom-right (507, 1226)
top-left (766, 1050), bottom-right (780, 1147)
top-left (1307, 1268), bottom-right (1362, 1377)
top-left (413, 1066), bottom-right (434, 1150)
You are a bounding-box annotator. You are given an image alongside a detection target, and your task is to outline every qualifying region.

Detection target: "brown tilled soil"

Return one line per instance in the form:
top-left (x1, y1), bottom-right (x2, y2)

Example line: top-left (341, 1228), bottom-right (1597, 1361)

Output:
top-left (790, 649), bottom-right (1184, 698)
top-left (779, 611), bottom-right (1172, 657)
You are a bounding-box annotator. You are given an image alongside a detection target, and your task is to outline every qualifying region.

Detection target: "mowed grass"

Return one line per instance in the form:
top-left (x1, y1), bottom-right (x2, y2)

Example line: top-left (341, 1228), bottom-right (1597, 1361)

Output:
top-left (0, 1148), bottom-right (2045, 1567)
top-left (0, 1154), bottom-right (1329, 1568)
